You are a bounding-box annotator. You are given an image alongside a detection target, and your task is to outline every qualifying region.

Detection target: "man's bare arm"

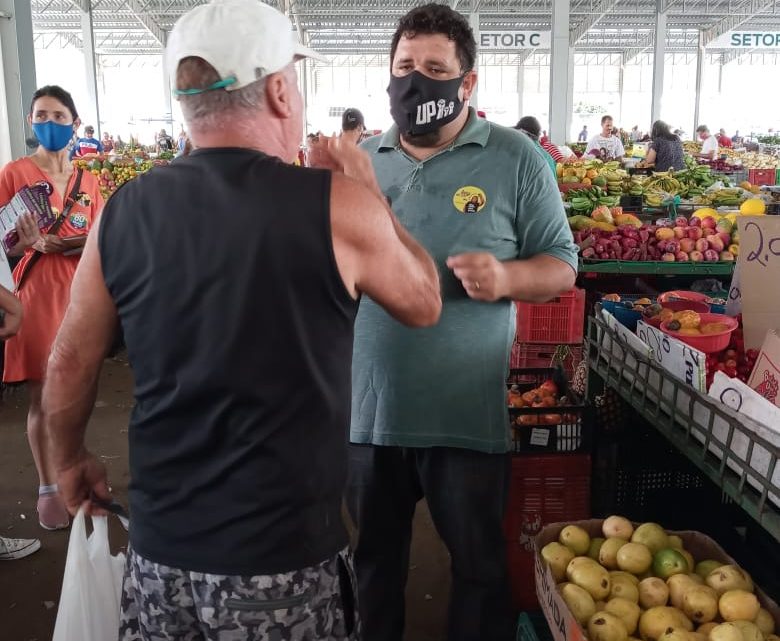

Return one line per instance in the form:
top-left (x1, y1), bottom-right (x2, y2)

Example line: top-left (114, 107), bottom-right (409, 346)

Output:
top-left (42, 218), bottom-right (118, 512)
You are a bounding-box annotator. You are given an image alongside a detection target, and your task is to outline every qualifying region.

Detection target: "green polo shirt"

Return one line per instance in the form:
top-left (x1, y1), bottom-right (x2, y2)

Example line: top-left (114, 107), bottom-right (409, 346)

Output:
top-left (350, 109), bottom-right (578, 454)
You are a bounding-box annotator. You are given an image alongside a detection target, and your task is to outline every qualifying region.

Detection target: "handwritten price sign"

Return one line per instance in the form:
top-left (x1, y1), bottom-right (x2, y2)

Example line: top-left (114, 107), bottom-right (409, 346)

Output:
top-left (637, 321), bottom-right (707, 391)
top-left (738, 216), bottom-right (780, 350)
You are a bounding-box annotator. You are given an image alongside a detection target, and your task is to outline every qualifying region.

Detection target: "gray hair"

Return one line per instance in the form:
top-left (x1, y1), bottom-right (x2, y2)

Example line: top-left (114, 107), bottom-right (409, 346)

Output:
top-left (176, 56), bottom-right (269, 130)
top-left (176, 57), bottom-right (297, 131)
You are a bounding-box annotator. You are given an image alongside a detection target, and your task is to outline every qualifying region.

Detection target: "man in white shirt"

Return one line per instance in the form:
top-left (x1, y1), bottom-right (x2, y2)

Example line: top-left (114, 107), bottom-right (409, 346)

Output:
top-left (697, 125), bottom-right (719, 160)
top-left (585, 115), bottom-right (624, 160)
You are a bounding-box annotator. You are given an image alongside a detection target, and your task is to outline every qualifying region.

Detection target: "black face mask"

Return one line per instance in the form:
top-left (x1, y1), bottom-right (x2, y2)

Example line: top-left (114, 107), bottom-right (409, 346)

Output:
top-left (387, 71), bottom-right (466, 137)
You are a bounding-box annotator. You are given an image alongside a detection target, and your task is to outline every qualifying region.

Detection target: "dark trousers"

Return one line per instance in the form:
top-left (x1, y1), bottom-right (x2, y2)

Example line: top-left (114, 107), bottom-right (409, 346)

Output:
top-left (345, 444), bottom-right (514, 641)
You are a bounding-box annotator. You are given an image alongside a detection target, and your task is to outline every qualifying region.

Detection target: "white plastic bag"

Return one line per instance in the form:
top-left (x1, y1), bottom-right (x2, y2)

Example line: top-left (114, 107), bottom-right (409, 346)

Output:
top-left (52, 506), bottom-right (127, 641)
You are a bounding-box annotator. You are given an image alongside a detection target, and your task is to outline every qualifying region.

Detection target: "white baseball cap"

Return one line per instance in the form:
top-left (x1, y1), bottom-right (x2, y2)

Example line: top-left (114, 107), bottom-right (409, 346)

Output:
top-left (165, 0), bottom-right (325, 96)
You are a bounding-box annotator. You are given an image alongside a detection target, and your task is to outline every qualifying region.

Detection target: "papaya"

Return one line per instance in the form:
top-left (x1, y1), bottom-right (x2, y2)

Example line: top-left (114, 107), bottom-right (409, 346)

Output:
top-left (614, 214), bottom-right (642, 228)
top-left (591, 221), bottom-right (617, 232)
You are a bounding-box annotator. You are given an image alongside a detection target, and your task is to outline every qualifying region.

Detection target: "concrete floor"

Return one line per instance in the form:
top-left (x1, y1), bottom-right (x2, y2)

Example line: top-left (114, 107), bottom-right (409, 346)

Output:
top-left (0, 357), bottom-right (453, 641)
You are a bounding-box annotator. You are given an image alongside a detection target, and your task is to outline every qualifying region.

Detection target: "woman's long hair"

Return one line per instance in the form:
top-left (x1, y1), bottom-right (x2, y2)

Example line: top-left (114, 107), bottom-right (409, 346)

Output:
top-left (651, 120), bottom-right (678, 142)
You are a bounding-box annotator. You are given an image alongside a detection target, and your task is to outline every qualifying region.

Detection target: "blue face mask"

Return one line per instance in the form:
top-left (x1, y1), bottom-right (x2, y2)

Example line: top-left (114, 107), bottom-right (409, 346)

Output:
top-left (32, 121), bottom-right (74, 152)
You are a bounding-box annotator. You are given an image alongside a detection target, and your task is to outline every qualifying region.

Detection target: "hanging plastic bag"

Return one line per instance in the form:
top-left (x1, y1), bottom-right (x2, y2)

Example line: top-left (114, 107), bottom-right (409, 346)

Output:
top-left (52, 506), bottom-right (126, 641)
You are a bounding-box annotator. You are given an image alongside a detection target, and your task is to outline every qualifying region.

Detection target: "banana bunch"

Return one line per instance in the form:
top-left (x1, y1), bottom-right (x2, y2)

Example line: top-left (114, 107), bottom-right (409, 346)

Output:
top-left (566, 186), bottom-right (620, 214)
top-left (645, 173), bottom-right (682, 195)
top-left (601, 170), bottom-right (626, 197)
top-left (710, 188), bottom-right (746, 207)
top-left (644, 189), bottom-right (668, 208)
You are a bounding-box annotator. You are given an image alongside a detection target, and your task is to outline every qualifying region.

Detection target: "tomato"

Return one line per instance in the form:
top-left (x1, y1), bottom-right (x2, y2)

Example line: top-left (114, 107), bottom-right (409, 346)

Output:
top-left (746, 349), bottom-right (759, 361)
top-left (725, 366), bottom-right (737, 378)
top-left (724, 359), bottom-right (738, 369)
top-left (518, 414), bottom-right (539, 426)
top-left (541, 414), bottom-right (561, 425)
top-left (539, 380), bottom-right (558, 396)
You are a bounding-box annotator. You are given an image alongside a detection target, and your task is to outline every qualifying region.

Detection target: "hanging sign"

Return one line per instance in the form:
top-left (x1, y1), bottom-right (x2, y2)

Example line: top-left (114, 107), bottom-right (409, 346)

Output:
top-left (708, 31), bottom-right (780, 48)
top-left (479, 31), bottom-right (551, 50)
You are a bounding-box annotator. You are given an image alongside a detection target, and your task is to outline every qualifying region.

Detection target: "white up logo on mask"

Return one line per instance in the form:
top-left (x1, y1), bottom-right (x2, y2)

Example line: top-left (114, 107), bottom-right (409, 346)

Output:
top-left (416, 99), bottom-right (456, 125)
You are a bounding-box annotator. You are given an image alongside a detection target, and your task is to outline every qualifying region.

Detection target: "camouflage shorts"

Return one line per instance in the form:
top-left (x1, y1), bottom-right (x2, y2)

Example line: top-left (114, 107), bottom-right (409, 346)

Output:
top-left (118, 547), bottom-right (360, 640)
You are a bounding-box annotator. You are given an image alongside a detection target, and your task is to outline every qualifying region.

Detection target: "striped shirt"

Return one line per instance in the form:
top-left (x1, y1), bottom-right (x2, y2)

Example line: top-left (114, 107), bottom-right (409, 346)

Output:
top-left (541, 140), bottom-right (564, 162)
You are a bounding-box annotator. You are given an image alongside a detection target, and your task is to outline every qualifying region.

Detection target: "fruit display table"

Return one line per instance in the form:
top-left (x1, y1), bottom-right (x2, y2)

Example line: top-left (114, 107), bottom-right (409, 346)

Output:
top-left (585, 313), bottom-right (780, 542)
top-left (578, 260), bottom-right (737, 276)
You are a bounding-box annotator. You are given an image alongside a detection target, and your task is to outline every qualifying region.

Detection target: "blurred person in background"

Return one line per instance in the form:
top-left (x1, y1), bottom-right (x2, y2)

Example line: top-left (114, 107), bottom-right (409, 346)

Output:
top-left (696, 125), bottom-right (719, 161)
top-left (341, 108), bottom-right (366, 145)
top-left (69, 124), bottom-right (103, 159)
top-left (586, 115), bottom-right (624, 160)
top-left (717, 128), bottom-right (733, 149)
top-left (515, 116), bottom-right (558, 177)
top-left (101, 131), bottom-right (113, 153)
top-left (645, 120), bottom-right (685, 172)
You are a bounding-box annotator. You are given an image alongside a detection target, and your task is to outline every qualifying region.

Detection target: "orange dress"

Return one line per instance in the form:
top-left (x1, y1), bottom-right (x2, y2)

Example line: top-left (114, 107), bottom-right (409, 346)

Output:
top-left (1, 157), bottom-right (103, 383)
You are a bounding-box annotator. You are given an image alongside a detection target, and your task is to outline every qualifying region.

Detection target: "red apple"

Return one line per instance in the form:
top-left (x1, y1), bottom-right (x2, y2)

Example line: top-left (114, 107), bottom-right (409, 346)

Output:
top-left (701, 216), bottom-right (717, 229)
top-left (679, 238), bottom-right (695, 253)
top-left (719, 251), bottom-right (735, 261)
top-left (689, 250), bottom-right (704, 262)
top-left (687, 226), bottom-right (703, 241)
top-left (704, 249), bottom-right (719, 262)
top-left (657, 240), bottom-right (668, 252)
top-left (675, 216), bottom-right (689, 227)
top-left (706, 235), bottom-right (725, 252)
top-left (676, 251), bottom-right (689, 262)
top-left (665, 240), bottom-right (680, 254)
top-left (673, 226), bottom-right (687, 239)
top-left (689, 217), bottom-right (702, 227)
top-left (695, 238), bottom-right (709, 253)
top-left (661, 252), bottom-right (676, 262)
top-left (717, 232), bottom-right (731, 247)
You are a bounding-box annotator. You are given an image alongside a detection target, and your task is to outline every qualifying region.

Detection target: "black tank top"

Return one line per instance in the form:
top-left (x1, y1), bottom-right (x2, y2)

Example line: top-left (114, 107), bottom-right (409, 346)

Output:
top-left (99, 148), bottom-right (358, 575)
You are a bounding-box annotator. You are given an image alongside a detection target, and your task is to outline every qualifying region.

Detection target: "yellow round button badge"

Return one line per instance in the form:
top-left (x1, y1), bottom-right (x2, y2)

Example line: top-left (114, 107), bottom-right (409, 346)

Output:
top-left (453, 186), bottom-right (487, 214)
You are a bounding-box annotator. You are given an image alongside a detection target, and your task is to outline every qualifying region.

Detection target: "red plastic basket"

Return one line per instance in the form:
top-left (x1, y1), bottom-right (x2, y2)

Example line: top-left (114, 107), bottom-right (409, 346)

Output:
top-left (504, 453), bottom-right (591, 611)
top-left (510, 342), bottom-right (583, 382)
top-left (516, 288), bottom-right (586, 344)
top-left (748, 168), bottom-right (777, 186)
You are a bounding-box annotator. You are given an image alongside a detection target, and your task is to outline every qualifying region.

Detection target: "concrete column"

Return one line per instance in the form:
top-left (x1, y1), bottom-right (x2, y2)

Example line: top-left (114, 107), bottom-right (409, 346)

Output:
top-left (301, 57), bottom-right (309, 140)
top-left (549, 0), bottom-right (573, 144)
top-left (516, 62), bottom-right (524, 121)
top-left (469, 12), bottom-right (479, 110)
top-left (0, 0), bottom-right (37, 159)
top-left (161, 31), bottom-right (174, 137)
top-left (650, 0), bottom-right (667, 123)
top-left (80, 2), bottom-right (101, 137)
top-left (618, 54), bottom-right (625, 123)
top-left (693, 31), bottom-right (705, 133)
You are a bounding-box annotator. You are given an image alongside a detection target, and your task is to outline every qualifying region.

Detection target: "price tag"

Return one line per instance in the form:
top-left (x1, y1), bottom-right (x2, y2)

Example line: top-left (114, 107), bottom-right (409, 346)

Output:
top-left (725, 262), bottom-right (741, 317)
top-left (637, 320), bottom-right (706, 391)
top-left (529, 428), bottom-right (550, 447)
top-left (738, 216), bottom-right (780, 349)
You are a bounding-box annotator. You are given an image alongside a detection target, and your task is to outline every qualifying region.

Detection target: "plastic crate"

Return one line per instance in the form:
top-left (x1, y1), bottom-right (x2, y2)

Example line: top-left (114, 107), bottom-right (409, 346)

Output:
top-left (504, 453), bottom-right (591, 611)
top-left (507, 367), bottom-right (592, 454)
top-left (516, 288), bottom-right (586, 344)
top-left (748, 168), bottom-right (777, 186)
top-left (510, 342), bottom-right (583, 382)
top-left (776, 168), bottom-right (780, 186)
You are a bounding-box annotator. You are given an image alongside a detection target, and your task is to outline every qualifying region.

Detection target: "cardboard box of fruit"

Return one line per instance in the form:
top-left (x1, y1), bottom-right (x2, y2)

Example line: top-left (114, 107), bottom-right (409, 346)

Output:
top-left (534, 518), bottom-right (780, 641)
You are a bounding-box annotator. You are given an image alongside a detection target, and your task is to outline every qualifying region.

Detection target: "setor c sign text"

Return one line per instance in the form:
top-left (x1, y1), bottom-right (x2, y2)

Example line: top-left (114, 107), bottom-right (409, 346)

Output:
top-left (479, 31), bottom-right (551, 50)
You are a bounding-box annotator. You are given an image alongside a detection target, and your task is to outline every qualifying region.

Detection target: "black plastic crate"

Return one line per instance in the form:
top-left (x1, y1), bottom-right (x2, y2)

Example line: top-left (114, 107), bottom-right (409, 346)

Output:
top-left (507, 367), bottom-right (593, 454)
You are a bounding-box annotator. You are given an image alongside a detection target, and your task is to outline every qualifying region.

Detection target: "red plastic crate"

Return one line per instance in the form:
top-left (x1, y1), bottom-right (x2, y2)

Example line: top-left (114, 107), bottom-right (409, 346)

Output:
top-left (510, 342), bottom-right (583, 382)
top-left (748, 168), bottom-right (777, 186)
top-left (504, 453), bottom-right (591, 611)
top-left (516, 288), bottom-right (586, 344)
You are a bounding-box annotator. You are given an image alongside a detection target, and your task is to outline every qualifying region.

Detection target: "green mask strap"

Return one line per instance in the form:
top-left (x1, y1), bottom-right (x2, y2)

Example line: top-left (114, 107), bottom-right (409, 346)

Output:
top-left (174, 76), bottom-right (237, 96)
